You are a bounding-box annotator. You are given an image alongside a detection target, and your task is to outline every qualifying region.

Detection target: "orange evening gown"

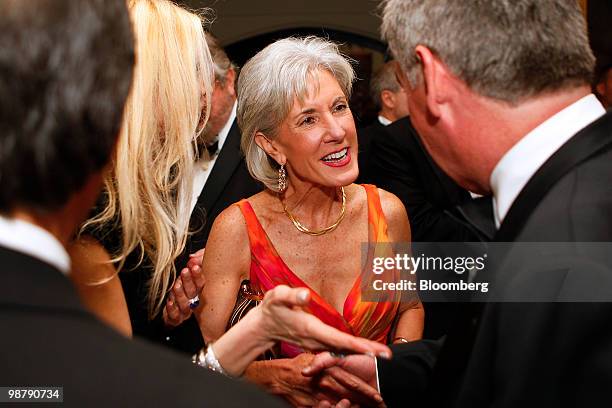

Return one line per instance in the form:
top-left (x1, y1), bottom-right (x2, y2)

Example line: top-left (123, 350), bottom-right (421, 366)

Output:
top-left (236, 184), bottom-right (402, 357)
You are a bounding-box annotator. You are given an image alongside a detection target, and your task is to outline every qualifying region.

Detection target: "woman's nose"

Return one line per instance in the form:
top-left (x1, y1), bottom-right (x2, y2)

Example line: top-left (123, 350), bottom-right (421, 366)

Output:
top-left (323, 115), bottom-right (346, 143)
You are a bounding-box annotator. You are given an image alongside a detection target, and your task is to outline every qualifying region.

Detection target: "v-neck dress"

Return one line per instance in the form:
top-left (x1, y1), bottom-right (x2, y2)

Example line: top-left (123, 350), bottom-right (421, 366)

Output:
top-left (236, 184), bottom-right (401, 357)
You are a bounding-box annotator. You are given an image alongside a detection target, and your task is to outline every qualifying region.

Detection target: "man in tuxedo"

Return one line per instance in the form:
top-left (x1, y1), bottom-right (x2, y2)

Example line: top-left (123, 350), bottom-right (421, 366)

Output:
top-left (188, 33), bottom-right (263, 249)
top-left (0, 1), bottom-right (282, 405)
top-left (127, 33), bottom-right (263, 353)
top-left (306, 0), bottom-right (612, 406)
top-left (357, 61), bottom-right (409, 182)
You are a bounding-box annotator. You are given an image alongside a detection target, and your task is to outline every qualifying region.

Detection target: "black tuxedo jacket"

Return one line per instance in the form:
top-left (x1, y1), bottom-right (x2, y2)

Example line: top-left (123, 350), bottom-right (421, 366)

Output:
top-left (0, 246), bottom-right (284, 407)
top-left (366, 117), bottom-right (474, 242)
top-left (356, 120), bottom-right (387, 183)
top-left (120, 119), bottom-right (262, 354)
top-left (378, 112), bottom-right (612, 407)
top-left (365, 117), bottom-right (491, 339)
top-left (181, 119), bottom-right (263, 259)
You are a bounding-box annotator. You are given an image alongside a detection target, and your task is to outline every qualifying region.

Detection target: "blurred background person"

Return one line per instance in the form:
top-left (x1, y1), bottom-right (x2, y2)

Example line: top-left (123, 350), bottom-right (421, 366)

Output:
top-left (195, 36), bottom-right (423, 407)
top-left (357, 60), bottom-right (409, 182)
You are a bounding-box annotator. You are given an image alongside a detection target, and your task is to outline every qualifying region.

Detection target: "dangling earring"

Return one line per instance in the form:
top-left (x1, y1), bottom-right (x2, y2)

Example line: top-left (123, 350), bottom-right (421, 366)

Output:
top-left (278, 163), bottom-right (287, 193)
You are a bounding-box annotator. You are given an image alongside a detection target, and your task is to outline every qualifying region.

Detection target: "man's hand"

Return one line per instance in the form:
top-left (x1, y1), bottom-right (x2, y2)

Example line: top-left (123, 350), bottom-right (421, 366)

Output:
top-left (304, 352), bottom-right (385, 407)
top-left (245, 354), bottom-right (319, 407)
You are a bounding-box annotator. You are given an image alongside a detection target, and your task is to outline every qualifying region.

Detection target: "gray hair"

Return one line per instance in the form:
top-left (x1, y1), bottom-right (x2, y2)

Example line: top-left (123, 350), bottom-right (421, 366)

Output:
top-left (237, 36), bottom-right (355, 191)
top-left (205, 32), bottom-right (236, 85)
top-left (380, 0), bottom-right (595, 104)
top-left (370, 61), bottom-right (401, 108)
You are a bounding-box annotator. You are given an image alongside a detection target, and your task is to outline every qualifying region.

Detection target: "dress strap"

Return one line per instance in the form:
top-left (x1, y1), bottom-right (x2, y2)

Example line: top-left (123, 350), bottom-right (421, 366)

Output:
top-left (235, 199), bottom-right (265, 251)
top-left (361, 184), bottom-right (389, 242)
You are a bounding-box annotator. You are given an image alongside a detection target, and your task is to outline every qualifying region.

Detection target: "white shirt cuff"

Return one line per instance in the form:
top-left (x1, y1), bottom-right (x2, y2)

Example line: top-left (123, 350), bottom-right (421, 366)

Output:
top-left (374, 356), bottom-right (381, 393)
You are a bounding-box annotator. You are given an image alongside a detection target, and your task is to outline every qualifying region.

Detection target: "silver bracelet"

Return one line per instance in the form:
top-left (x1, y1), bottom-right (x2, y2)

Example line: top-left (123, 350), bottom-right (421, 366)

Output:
top-left (192, 344), bottom-right (229, 377)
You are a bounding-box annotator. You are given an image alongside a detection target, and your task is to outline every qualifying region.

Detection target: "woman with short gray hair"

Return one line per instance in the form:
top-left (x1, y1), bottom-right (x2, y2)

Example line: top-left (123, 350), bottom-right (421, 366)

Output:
top-left (195, 36), bottom-right (423, 406)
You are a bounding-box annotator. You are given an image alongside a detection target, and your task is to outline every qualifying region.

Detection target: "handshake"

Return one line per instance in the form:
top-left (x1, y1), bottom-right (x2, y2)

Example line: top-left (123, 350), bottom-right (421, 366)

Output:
top-left (162, 247), bottom-right (389, 407)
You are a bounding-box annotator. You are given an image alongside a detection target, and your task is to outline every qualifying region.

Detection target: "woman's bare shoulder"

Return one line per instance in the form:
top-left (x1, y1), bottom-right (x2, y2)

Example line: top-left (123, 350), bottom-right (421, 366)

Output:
top-left (204, 204), bottom-right (251, 279)
top-left (376, 187), bottom-right (408, 221)
top-left (209, 202), bottom-right (248, 242)
top-left (374, 187), bottom-right (411, 241)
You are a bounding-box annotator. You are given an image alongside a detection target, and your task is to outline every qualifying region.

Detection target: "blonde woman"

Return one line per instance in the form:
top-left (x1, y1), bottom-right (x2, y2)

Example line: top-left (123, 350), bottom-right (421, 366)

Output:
top-left (69, 0), bottom-right (212, 339)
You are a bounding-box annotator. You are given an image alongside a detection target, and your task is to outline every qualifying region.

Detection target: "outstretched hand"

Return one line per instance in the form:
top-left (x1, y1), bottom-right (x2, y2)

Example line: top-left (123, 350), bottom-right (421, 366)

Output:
top-left (258, 285), bottom-right (392, 358)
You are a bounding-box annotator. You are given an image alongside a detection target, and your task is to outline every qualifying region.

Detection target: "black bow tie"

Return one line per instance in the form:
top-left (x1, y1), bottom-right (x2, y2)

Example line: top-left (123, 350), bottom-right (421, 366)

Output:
top-left (205, 139), bottom-right (219, 158)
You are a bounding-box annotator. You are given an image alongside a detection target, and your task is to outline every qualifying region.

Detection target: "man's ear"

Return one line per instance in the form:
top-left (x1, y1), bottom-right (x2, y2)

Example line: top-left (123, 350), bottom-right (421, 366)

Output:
top-left (226, 68), bottom-right (237, 97)
top-left (380, 89), bottom-right (396, 110)
top-left (414, 45), bottom-right (453, 118)
top-left (254, 131), bottom-right (285, 165)
top-left (596, 81), bottom-right (606, 99)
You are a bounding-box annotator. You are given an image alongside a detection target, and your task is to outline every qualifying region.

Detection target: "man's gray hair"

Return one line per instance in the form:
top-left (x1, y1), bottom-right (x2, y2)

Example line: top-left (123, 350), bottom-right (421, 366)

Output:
top-left (237, 36), bottom-right (355, 191)
top-left (380, 0), bottom-right (595, 104)
top-left (205, 32), bottom-right (236, 85)
top-left (370, 61), bottom-right (401, 108)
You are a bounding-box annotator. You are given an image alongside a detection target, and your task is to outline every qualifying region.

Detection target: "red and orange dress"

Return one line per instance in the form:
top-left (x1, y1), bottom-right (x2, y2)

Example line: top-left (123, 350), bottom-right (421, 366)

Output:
top-left (236, 184), bottom-right (402, 357)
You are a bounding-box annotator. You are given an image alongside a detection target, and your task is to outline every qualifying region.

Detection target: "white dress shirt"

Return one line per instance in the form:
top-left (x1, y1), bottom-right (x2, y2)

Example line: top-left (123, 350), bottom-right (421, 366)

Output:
top-left (0, 216), bottom-right (70, 275)
top-left (490, 94), bottom-right (606, 228)
top-left (377, 115), bottom-right (392, 126)
top-left (190, 101), bottom-right (237, 214)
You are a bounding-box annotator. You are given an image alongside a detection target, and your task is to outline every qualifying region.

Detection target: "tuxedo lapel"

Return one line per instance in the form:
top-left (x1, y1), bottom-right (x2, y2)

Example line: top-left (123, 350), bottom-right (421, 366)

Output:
top-left (180, 119), bottom-right (243, 261)
top-left (495, 112), bottom-right (612, 242)
top-left (450, 196), bottom-right (495, 242)
top-left (197, 120), bottom-right (242, 217)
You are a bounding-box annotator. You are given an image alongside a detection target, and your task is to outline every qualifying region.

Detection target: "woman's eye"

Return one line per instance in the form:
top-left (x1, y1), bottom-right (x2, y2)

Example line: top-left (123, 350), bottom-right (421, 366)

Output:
top-left (334, 103), bottom-right (348, 112)
top-left (300, 116), bottom-right (316, 126)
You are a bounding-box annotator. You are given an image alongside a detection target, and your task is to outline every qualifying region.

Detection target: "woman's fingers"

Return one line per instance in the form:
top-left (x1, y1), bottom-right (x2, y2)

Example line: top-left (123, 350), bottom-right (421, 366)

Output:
top-left (261, 286), bottom-right (391, 358)
top-left (263, 285), bottom-right (310, 308)
top-left (187, 248), bottom-right (205, 269)
top-left (295, 314), bottom-right (391, 358)
top-left (163, 292), bottom-right (181, 326)
top-left (189, 265), bottom-right (206, 292)
top-left (180, 268), bottom-right (198, 299)
top-left (173, 278), bottom-right (192, 315)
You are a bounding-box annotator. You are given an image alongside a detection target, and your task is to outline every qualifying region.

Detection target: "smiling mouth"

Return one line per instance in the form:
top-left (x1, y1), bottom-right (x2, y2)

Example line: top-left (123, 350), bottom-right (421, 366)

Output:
top-left (321, 147), bottom-right (348, 163)
top-left (321, 147), bottom-right (351, 167)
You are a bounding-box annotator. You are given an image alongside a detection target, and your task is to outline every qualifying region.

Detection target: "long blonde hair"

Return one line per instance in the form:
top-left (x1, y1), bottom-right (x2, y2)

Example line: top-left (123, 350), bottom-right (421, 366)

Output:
top-left (84, 0), bottom-right (213, 319)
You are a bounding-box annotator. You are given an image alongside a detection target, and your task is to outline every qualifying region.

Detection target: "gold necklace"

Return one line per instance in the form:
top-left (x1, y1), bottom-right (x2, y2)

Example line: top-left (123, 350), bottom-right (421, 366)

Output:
top-left (282, 187), bottom-right (346, 236)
